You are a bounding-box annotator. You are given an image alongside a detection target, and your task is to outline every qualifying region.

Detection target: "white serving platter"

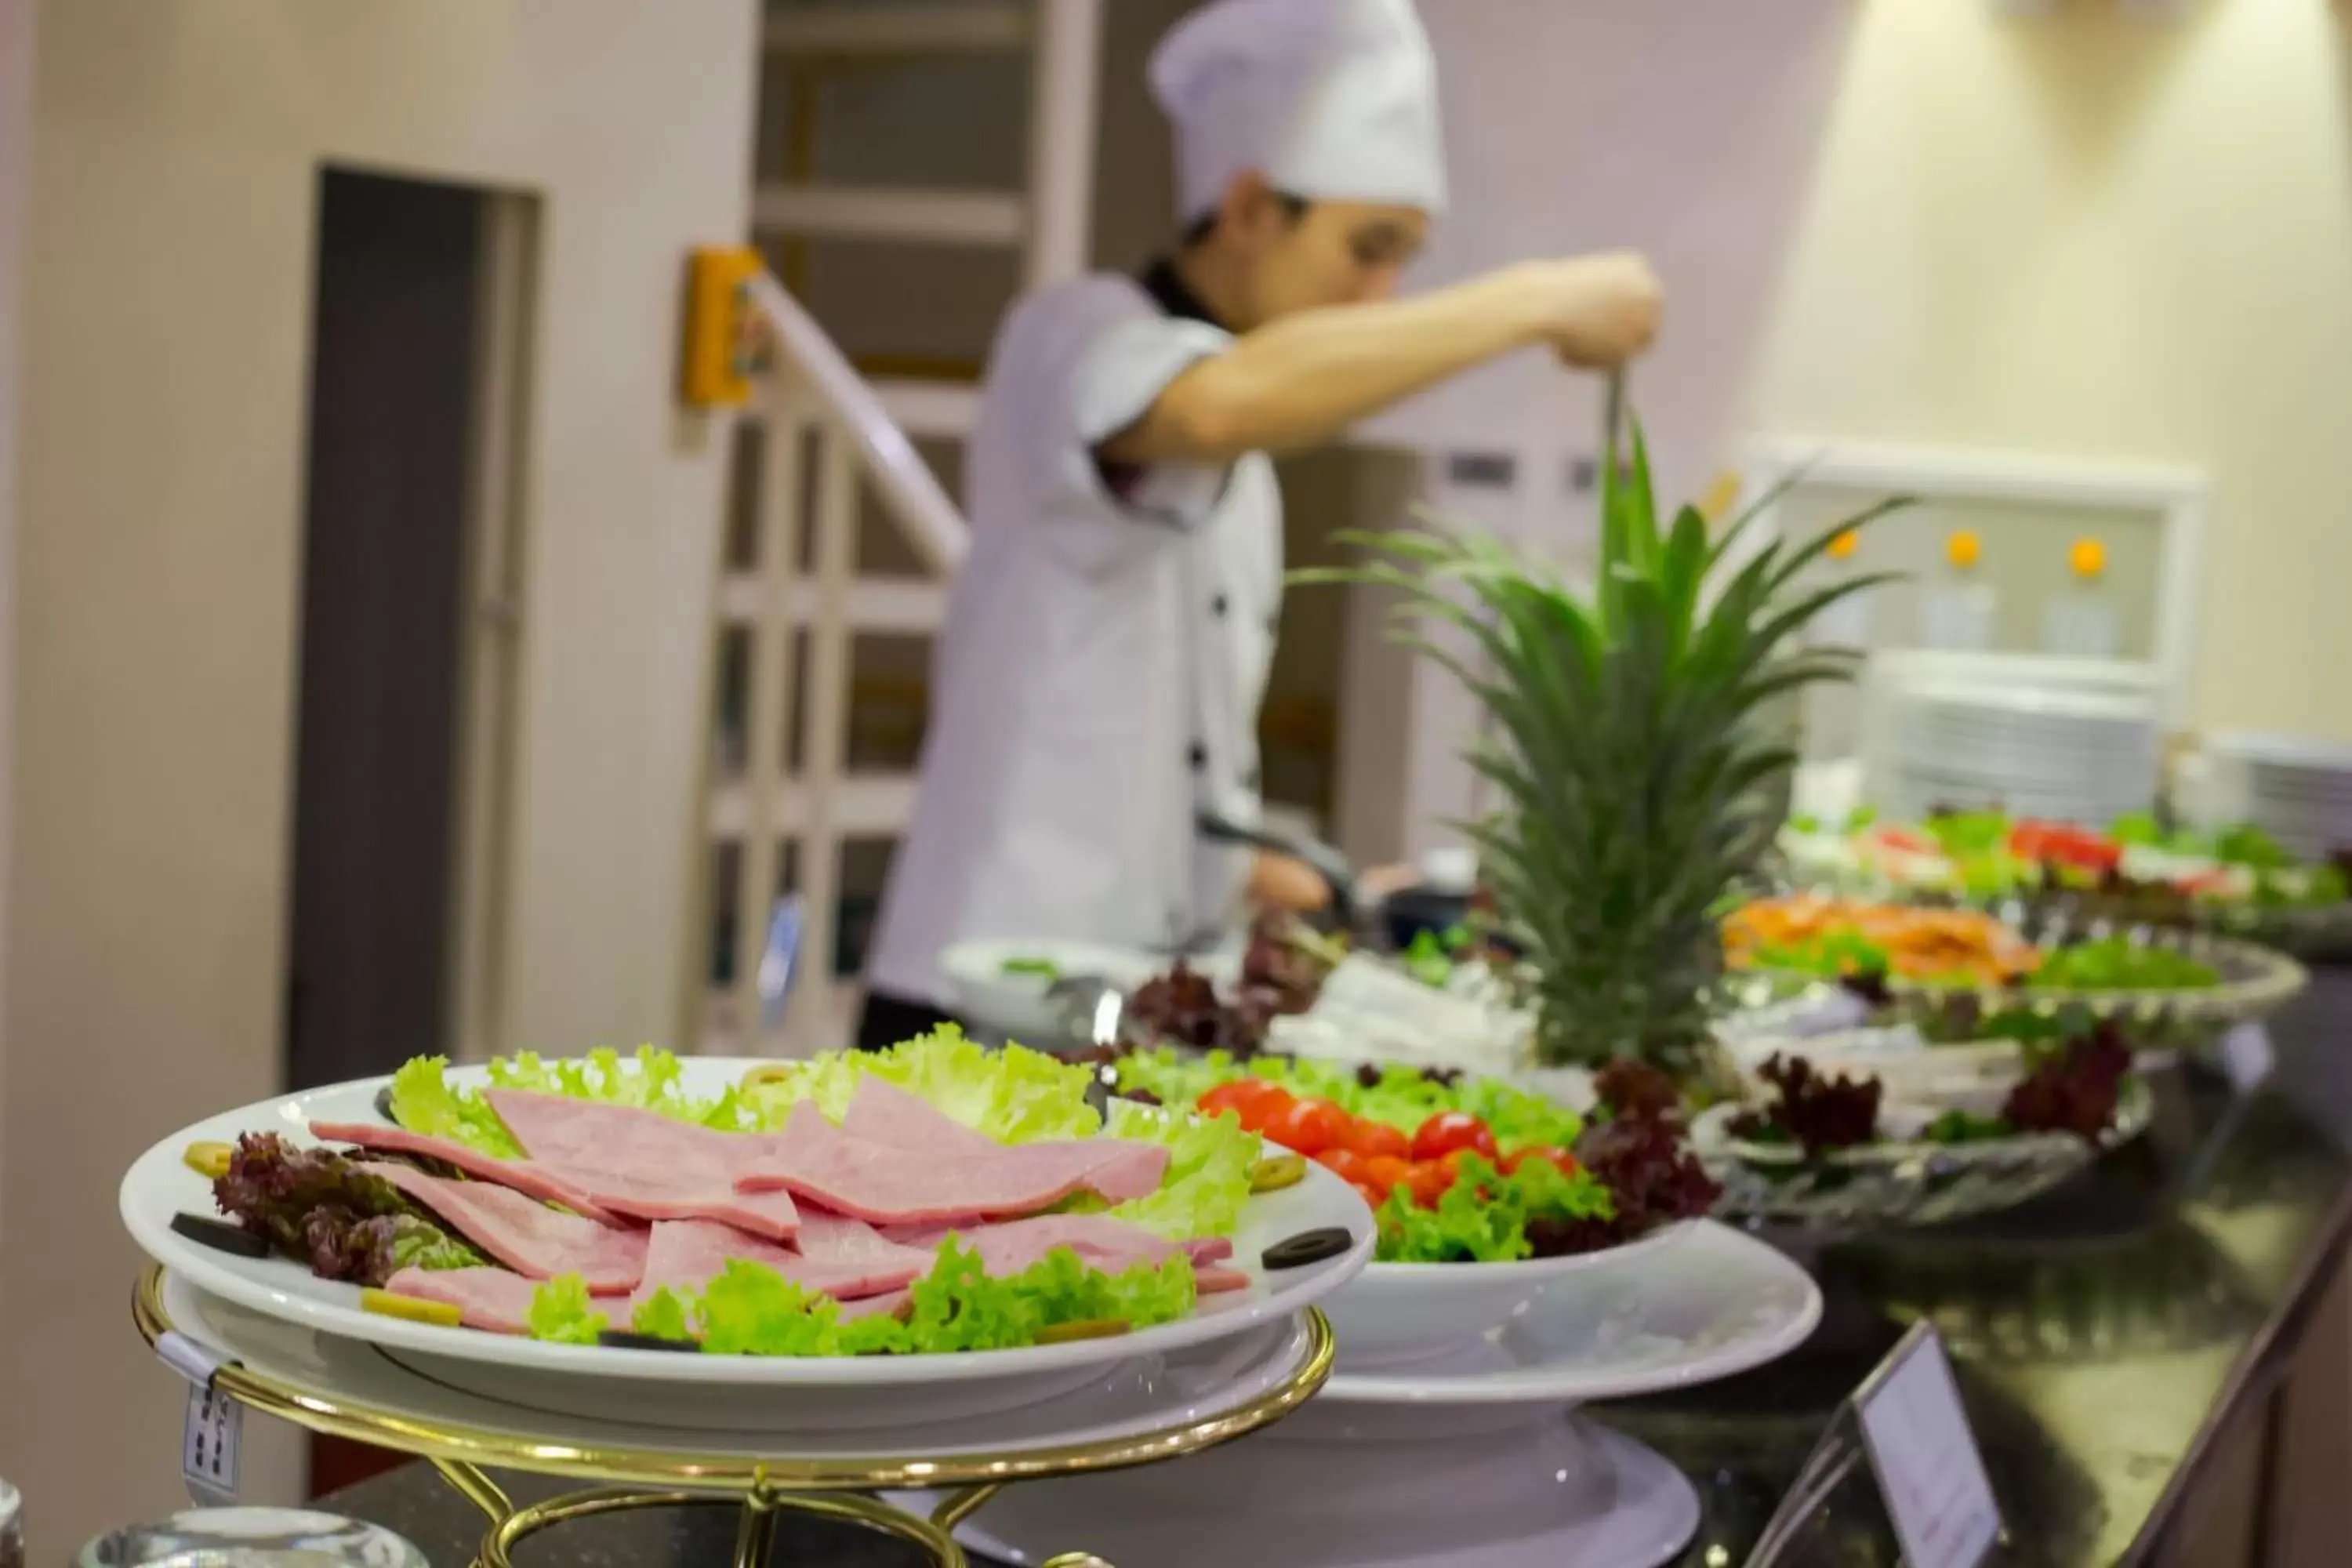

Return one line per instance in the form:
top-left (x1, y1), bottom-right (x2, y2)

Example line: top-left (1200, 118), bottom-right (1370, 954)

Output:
top-left (1319, 1219), bottom-right (1820, 1415)
top-left (121, 1058), bottom-right (1371, 1428)
top-left (1321, 1221), bottom-right (1699, 1370)
top-left (151, 1269), bottom-right (1323, 1454)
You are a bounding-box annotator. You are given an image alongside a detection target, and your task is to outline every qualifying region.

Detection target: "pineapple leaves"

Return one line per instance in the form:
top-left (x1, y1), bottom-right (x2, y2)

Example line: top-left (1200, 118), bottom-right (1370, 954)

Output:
top-left (1294, 419), bottom-right (1913, 1071)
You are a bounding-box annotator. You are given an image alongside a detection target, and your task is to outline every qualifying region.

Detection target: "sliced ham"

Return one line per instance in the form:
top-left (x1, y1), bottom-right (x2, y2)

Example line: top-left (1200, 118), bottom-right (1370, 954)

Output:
top-left (838, 1077), bottom-right (1005, 1156)
top-left (735, 1102), bottom-right (1170, 1225)
top-left (309, 1120), bottom-right (617, 1222)
top-left (385, 1266), bottom-right (541, 1335)
top-left (882, 1213), bottom-right (1195, 1279)
top-left (484, 1088), bottom-right (728, 1167)
top-left (1182, 1238), bottom-right (1236, 1268)
top-left (484, 1090), bottom-right (799, 1242)
top-left (362, 1162), bottom-right (646, 1291)
top-left (1194, 1265), bottom-right (1251, 1294)
top-left (536, 1165), bottom-right (800, 1243)
top-left (837, 1287), bottom-right (909, 1323)
top-left (793, 1207), bottom-right (938, 1276)
top-left (627, 1218), bottom-right (924, 1317)
top-left (833, 1081), bottom-right (1168, 1204)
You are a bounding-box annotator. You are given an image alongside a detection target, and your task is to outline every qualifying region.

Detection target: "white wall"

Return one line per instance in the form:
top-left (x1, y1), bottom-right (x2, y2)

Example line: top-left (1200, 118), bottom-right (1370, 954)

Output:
top-left (1748, 0), bottom-right (2352, 740)
top-left (1343, 0), bottom-right (2352, 854)
top-left (1362, 0), bottom-right (1856, 528)
top-left (6, 2), bottom-right (756, 1549)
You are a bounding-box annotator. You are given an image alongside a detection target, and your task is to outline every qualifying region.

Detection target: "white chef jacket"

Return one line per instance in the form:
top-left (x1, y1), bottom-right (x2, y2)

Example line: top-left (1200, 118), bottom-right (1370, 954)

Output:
top-left (865, 268), bottom-right (1283, 1011)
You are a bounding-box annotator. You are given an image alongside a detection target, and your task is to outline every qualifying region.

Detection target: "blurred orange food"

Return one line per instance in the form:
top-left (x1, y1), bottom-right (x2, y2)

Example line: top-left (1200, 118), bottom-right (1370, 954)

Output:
top-left (1723, 895), bottom-right (2042, 985)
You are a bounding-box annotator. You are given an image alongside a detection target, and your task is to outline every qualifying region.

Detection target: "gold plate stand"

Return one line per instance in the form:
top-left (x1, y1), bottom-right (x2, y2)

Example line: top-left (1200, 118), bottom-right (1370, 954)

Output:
top-left (135, 1266), bottom-right (1334, 1568)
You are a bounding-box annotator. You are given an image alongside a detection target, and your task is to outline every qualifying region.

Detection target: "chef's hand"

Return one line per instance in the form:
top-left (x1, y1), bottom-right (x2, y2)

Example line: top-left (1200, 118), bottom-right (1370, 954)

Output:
top-left (1248, 856), bottom-right (1422, 915)
top-left (1521, 252), bottom-right (1664, 369)
top-left (1248, 851), bottom-right (1332, 915)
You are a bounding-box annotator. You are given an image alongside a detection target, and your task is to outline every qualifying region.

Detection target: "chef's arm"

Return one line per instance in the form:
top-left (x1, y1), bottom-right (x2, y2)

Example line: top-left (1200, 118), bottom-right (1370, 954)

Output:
top-left (1099, 253), bottom-right (1663, 466)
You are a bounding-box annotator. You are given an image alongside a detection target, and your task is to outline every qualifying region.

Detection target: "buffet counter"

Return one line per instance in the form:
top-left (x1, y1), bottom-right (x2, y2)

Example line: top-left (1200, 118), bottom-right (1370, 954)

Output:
top-left (313, 972), bottom-right (2352, 1568)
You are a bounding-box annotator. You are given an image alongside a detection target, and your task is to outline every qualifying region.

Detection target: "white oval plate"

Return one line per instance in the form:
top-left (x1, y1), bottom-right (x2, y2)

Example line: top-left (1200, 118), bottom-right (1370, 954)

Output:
top-left (1322, 1221), bottom-right (1699, 1370)
top-left (940, 938), bottom-right (1171, 1040)
top-left (929, 1414), bottom-right (1698, 1568)
top-left (1321, 1220), bottom-right (1820, 1407)
top-left (155, 1269), bottom-right (1320, 1454)
top-left (120, 1058), bottom-right (1371, 1426)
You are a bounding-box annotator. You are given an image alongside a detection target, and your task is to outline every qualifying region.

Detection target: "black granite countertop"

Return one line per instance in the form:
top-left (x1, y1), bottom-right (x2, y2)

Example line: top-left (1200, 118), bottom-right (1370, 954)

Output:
top-left (322, 973), bottom-right (2352, 1568)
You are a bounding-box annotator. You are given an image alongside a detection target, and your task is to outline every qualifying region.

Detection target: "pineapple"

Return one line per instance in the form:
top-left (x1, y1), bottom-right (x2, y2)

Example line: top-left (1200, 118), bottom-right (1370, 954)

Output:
top-left (1310, 422), bottom-right (1908, 1076)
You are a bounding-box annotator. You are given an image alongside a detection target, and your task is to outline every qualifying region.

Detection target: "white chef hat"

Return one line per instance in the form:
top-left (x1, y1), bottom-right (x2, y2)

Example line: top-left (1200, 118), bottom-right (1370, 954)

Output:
top-left (1149, 0), bottom-right (1446, 223)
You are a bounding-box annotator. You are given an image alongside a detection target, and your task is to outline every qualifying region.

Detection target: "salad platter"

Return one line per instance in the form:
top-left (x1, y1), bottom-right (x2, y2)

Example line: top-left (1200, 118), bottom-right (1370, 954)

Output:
top-left (1101, 1048), bottom-right (1722, 1367)
top-left (122, 1038), bottom-right (1372, 1430)
top-left (1693, 1032), bottom-right (2153, 1231)
top-left (1779, 808), bottom-right (2352, 957)
top-left (1722, 893), bottom-right (2308, 1038)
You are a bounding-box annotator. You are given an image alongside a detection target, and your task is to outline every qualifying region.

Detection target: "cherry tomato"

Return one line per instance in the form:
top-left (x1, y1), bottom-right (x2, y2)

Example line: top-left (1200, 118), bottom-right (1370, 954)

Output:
top-left (2009, 820), bottom-right (2122, 873)
top-left (1345, 1120), bottom-right (1411, 1160)
top-left (1231, 1087), bottom-right (1299, 1137)
top-left (1265, 1098), bottom-right (1353, 1156)
top-left (1362, 1154), bottom-right (1412, 1194)
top-left (1198, 1078), bottom-right (1284, 1119)
top-left (1316, 1148), bottom-right (1372, 1185)
top-left (1403, 1160), bottom-right (1455, 1208)
top-left (1501, 1145), bottom-right (1581, 1178)
top-left (1410, 1112), bottom-right (1498, 1164)
top-left (1349, 1180), bottom-right (1388, 1212)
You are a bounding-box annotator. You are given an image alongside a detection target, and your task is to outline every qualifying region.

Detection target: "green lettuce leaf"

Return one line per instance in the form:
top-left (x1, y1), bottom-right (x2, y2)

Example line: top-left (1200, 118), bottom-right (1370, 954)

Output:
top-left (664, 1240), bottom-right (1195, 1356)
top-left (696, 1259), bottom-right (848, 1356)
top-left (740, 1026), bottom-right (1102, 1145)
top-left (1106, 1047), bottom-right (1240, 1109)
top-left (379, 1216), bottom-right (485, 1276)
top-left (1374, 1153), bottom-right (1616, 1264)
top-left (526, 1275), bottom-right (608, 1345)
top-left (387, 1047), bottom-right (753, 1158)
top-left (387, 1056), bottom-right (522, 1157)
top-left (899, 1240), bottom-right (1195, 1353)
top-left (1100, 1100), bottom-right (1260, 1240)
top-left (630, 1287), bottom-right (695, 1344)
top-left (487, 1046), bottom-right (756, 1131)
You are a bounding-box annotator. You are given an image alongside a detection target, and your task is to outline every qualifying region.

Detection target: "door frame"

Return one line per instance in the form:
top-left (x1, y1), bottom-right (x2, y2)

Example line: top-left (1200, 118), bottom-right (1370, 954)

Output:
top-left (445, 190), bottom-right (539, 1066)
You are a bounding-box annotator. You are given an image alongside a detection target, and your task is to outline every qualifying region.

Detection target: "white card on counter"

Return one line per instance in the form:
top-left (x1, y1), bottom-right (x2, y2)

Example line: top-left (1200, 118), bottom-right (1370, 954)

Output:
top-left (1855, 1323), bottom-right (1998, 1568)
top-left (2220, 1022), bottom-right (2275, 1090)
top-left (1919, 583), bottom-right (1998, 652)
top-left (182, 1383), bottom-right (242, 1505)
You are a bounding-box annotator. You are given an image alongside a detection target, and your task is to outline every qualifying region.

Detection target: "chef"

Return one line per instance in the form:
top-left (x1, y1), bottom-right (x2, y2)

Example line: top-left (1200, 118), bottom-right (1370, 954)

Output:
top-left (859, 0), bottom-right (1661, 1049)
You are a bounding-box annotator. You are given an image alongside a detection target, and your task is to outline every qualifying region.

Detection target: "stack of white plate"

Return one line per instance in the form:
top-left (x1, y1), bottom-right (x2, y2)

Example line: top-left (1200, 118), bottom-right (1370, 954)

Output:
top-left (2201, 732), bottom-right (2352, 862)
top-left (1874, 678), bottom-right (2159, 825)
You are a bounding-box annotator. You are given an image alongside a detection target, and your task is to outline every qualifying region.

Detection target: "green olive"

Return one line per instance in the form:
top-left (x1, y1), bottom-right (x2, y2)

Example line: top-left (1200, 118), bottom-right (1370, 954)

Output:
top-left (361, 1288), bottom-right (462, 1327)
top-left (1249, 1152), bottom-right (1307, 1193)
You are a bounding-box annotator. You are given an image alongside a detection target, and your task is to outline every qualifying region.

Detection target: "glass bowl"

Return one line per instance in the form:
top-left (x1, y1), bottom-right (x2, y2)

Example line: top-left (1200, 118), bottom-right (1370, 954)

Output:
top-left (1690, 1076), bottom-right (2155, 1232)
